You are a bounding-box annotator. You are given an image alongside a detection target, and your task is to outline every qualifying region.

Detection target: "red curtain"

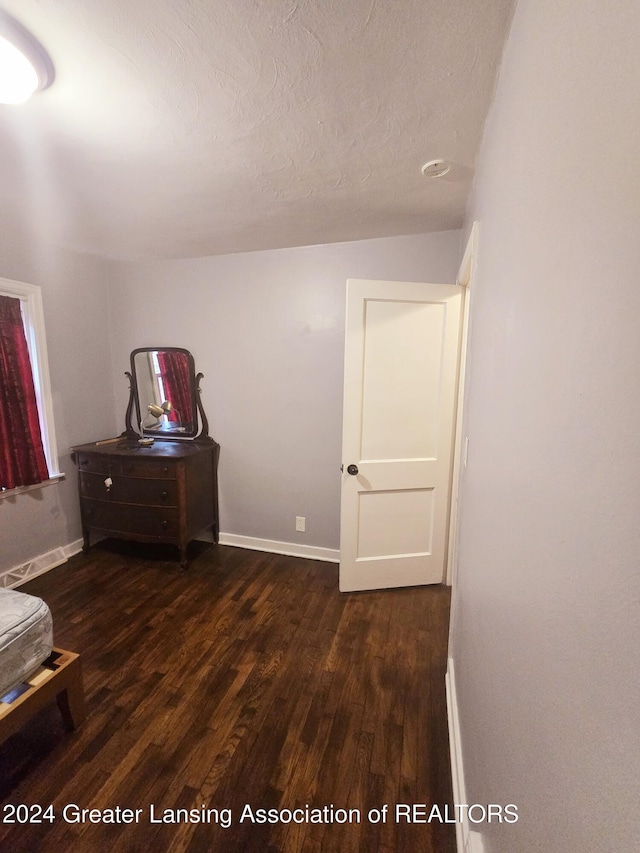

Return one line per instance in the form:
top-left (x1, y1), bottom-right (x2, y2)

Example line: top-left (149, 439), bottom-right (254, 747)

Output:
top-left (157, 351), bottom-right (192, 427)
top-left (0, 296), bottom-right (49, 489)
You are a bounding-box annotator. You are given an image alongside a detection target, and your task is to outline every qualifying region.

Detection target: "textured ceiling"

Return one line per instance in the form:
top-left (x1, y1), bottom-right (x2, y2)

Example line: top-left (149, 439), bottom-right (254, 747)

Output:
top-left (0, 0), bottom-right (514, 260)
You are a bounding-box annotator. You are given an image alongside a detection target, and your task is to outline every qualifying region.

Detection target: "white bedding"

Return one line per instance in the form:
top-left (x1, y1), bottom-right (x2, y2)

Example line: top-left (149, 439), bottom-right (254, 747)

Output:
top-left (0, 588), bottom-right (53, 698)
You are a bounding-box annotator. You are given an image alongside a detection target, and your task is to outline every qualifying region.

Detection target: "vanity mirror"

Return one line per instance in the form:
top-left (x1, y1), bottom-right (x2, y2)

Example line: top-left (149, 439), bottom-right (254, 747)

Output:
top-left (70, 346), bottom-right (219, 567)
top-left (124, 347), bottom-right (211, 442)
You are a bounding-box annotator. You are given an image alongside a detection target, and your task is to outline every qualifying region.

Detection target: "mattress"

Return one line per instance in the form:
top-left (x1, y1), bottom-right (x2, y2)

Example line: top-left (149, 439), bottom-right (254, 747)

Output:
top-left (0, 588), bottom-right (53, 699)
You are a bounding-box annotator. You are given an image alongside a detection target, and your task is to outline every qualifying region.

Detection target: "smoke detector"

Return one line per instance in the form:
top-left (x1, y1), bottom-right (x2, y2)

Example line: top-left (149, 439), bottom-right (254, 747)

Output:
top-left (421, 160), bottom-right (451, 178)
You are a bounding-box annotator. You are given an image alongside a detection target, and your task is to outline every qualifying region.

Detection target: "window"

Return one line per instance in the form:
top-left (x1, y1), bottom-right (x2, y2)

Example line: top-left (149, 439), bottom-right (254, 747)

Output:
top-left (150, 350), bottom-right (167, 408)
top-left (0, 277), bottom-right (61, 495)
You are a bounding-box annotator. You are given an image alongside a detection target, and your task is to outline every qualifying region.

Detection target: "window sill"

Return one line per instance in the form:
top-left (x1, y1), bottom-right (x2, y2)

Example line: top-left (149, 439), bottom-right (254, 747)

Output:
top-left (0, 473), bottom-right (66, 502)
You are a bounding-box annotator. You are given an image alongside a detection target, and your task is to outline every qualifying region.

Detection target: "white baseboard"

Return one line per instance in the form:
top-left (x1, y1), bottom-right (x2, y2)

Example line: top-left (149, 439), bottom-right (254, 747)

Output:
top-left (218, 532), bottom-right (339, 563)
top-left (1, 533), bottom-right (338, 590)
top-left (1, 539), bottom-right (83, 589)
top-left (446, 657), bottom-right (485, 853)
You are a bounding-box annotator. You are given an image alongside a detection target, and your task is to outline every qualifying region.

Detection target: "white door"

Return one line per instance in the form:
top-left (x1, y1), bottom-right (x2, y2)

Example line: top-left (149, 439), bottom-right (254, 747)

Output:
top-left (339, 279), bottom-right (462, 592)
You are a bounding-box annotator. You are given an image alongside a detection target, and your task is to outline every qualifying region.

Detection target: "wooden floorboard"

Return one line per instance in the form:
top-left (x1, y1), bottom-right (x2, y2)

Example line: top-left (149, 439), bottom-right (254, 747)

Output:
top-left (0, 540), bottom-right (455, 852)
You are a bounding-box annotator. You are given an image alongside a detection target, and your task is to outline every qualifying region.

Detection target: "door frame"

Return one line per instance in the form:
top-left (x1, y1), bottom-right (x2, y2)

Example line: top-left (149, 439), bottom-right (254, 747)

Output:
top-left (445, 222), bottom-right (478, 587)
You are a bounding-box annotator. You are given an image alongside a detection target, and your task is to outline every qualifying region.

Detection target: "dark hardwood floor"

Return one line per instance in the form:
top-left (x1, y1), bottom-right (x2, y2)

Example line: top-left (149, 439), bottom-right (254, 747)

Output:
top-left (0, 540), bottom-right (455, 852)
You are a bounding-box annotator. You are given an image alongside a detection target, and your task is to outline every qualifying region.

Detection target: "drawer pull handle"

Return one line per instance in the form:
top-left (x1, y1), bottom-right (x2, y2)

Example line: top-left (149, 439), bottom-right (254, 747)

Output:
top-left (163, 467), bottom-right (169, 473)
top-left (160, 491), bottom-right (168, 499)
top-left (80, 460), bottom-right (88, 466)
top-left (161, 520), bottom-right (169, 530)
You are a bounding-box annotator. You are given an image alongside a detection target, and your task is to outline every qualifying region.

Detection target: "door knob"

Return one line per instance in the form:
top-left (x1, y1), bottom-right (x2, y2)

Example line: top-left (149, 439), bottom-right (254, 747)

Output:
top-left (347, 464), bottom-right (359, 475)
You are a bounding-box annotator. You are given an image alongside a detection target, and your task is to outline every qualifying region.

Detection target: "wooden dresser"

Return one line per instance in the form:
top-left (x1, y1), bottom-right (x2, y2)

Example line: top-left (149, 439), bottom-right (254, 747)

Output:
top-left (71, 440), bottom-right (219, 568)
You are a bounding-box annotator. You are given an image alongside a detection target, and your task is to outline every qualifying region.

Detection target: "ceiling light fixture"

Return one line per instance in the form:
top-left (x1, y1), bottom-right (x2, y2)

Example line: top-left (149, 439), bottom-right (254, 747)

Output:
top-left (0, 11), bottom-right (54, 105)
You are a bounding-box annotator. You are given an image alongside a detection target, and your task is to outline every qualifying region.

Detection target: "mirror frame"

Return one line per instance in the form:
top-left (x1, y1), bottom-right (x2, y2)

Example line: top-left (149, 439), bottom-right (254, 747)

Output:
top-left (123, 347), bottom-right (211, 443)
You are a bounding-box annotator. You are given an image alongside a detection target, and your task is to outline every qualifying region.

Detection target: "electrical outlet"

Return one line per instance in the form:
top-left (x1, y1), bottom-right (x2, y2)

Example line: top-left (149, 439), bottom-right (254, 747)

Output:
top-left (296, 516), bottom-right (306, 532)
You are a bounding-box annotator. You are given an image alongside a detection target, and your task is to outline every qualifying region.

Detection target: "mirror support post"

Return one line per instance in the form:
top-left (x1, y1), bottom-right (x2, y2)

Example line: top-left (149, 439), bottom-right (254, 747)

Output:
top-left (122, 371), bottom-right (140, 439)
top-left (195, 373), bottom-right (210, 441)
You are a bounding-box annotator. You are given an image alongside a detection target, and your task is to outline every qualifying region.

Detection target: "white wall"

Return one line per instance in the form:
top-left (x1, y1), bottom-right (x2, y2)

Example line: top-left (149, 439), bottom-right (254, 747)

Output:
top-left (1, 222), bottom-right (116, 573)
top-left (108, 231), bottom-right (461, 550)
top-left (451, 0), bottom-right (640, 850)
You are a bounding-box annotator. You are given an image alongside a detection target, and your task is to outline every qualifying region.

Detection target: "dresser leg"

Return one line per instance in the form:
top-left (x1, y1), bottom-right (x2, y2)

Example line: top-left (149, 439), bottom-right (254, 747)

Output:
top-left (179, 547), bottom-right (188, 570)
top-left (82, 528), bottom-right (90, 554)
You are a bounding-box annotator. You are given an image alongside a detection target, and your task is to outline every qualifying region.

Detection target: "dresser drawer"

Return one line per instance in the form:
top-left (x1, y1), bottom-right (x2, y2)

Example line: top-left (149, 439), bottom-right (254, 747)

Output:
top-left (76, 454), bottom-right (111, 476)
top-left (79, 473), bottom-right (178, 506)
top-left (76, 453), bottom-right (177, 480)
top-left (82, 499), bottom-right (180, 538)
top-left (79, 472), bottom-right (113, 501)
top-left (118, 459), bottom-right (177, 479)
top-left (114, 477), bottom-right (178, 506)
